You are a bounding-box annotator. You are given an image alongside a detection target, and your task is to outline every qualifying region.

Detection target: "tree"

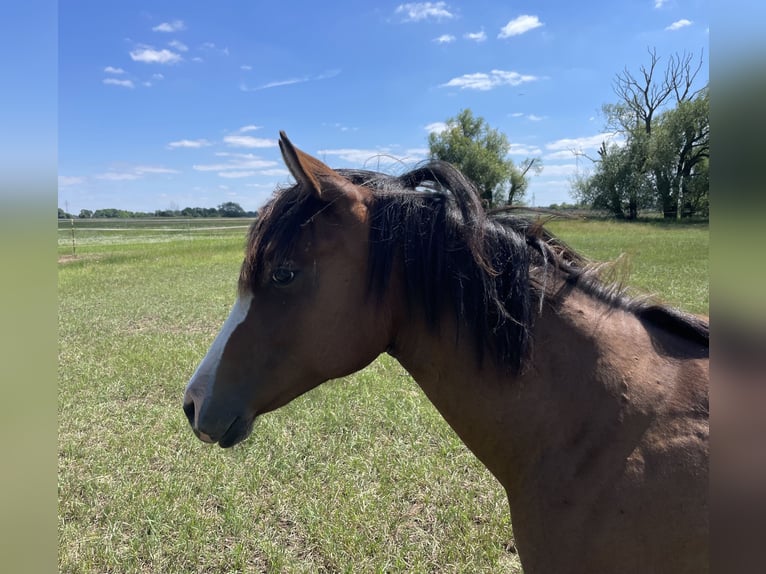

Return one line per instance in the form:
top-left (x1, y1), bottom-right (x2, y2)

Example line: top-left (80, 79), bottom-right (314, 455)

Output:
top-left (428, 109), bottom-right (539, 207)
top-left (93, 208), bottom-right (131, 218)
top-left (217, 201), bottom-right (246, 217)
top-left (606, 49), bottom-right (704, 136)
top-left (576, 49), bottom-right (708, 219)
top-left (506, 157), bottom-right (542, 206)
top-left (79, 209), bottom-right (93, 219)
top-left (649, 89), bottom-right (709, 218)
top-left (573, 138), bottom-right (655, 219)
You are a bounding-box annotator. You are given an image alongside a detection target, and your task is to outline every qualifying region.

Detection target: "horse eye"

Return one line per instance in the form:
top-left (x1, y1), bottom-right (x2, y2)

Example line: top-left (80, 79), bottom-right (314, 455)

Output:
top-left (271, 268), bottom-right (296, 286)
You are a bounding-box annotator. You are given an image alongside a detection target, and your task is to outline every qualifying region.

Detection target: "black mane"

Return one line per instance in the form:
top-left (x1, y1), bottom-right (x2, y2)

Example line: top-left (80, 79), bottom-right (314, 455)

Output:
top-left (241, 160), bottom-right (709, 374)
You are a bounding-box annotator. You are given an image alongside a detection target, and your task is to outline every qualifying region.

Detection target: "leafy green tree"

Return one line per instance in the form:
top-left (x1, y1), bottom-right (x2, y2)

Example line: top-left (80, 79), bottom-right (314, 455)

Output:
top-left (428, 109), bottom-right (539, 207)
top-left (577, 49), bottom-right (708, 219)
top-left (217, 201), bottom-right (246, 217)
top-left (93, 208), bottom-right (131, 218)
top-left (649, 89), bottom-right (709, 218)
top-left (78, 209), bottom-right (93, 219)
top-left (573, 138), bottom-right (655, 219)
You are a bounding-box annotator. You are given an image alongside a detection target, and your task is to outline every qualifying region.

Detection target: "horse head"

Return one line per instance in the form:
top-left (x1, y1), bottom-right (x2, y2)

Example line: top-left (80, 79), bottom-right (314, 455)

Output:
top-left (183, 133), bottom-right (395, 447)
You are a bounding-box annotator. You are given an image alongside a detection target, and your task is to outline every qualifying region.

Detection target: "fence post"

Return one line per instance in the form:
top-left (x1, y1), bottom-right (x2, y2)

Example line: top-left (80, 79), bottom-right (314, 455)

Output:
top-left (70, 218), bottom-right (76, 257)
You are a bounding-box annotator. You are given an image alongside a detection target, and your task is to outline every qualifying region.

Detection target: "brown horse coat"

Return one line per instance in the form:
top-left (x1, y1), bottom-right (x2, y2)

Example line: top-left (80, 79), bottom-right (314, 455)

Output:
top-left (184, 133), bottom-right (709, 573)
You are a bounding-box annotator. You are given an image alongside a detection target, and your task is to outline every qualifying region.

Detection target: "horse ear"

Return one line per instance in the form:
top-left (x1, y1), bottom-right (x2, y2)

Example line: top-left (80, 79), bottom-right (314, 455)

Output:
top-left (278, 131), bottom-right (362, 205)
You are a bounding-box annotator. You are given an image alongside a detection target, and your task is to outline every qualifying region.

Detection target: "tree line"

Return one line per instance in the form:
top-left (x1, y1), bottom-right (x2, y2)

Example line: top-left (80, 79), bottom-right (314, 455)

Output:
top-left (427, 48), bottom-right (708, 219)
top-left (572, 49), bottom-right (708, 219)
top-left (59, 49), bottom-right (708, 222)
top-left (57, 201), bottom-right (256, 219)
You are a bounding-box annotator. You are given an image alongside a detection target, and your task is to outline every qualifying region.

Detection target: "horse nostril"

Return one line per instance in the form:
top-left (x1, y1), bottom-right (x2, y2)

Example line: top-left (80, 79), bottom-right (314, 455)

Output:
top-left (183, 399), bottom-right (196, 427)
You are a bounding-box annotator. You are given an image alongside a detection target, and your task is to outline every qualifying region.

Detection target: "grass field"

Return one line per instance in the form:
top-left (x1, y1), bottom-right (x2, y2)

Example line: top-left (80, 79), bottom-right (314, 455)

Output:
top-left (58, 217), bottom-right (708, 573)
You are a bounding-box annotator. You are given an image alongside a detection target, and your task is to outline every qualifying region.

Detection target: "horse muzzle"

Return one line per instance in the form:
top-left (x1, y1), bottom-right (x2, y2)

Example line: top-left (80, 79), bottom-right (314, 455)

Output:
top-left (182, 388), bottom-right (255, 448)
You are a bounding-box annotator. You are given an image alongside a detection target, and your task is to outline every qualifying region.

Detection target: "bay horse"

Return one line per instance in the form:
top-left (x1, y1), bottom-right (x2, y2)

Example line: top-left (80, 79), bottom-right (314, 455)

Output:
top-left (183, 133), bottom-right (709, 573)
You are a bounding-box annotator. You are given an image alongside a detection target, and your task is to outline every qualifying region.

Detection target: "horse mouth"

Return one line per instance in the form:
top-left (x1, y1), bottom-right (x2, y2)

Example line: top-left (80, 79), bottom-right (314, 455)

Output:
top-left (217, 415), bottom-right (255, 448)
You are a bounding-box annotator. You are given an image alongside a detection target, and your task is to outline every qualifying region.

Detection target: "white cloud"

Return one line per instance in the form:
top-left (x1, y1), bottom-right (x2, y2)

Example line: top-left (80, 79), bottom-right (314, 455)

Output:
top-left (508, 143), bottom-right (542, 156)
top-left (317, 147), bottom-right (426, 166)
top-left (498, 15), bottom-right (544, 38)
top-left (104, 66), bottom-right (125, 74)
top-left (92, 166), bottom-right (179, 181)
top-left (405, 148), bottom-right (429, 161)
top-left (539, 164), bottom-right (581, 177)
top-left (134, 166), bottom-right (179, 175)
top-left (152, 73), bottom-right (164, 80)
top-left (193, 154), bottom-right (278, 172)
top-left (153, 20), bottom-right (185, 33)
top-left (441, 69), bottom-right (539, 91)
top-left (666, 19), bottom-right (692, 31)
top-left (59, 176), bottom-right (85, 186)
top-left (168, 40), bottom-right (188, 52)
top-left (241, 77), bottom-right (308, 91)
top-left (396, 2), bottom-right (454, 22)
top-left (103, 78), bottom-right (135, 88)
top-left (241, 70), bottom-right (338, 92)
top-left (217, 171), bottom-right (257, 179)
top-left (464, 30), bottom-right (487, 42)
top-left (316, 148), bottom-right (383, 164)
top-left (167, 139), bottom-right (211, 149)
top-left (545, 132), bottom-right (621, 153)
top-left (213, 152), bottom-right (258, 158)
top-left (433, 34), bottom-right (456, 44)
top-left (130, 46), bottom-right (182, 64)
top-left (241, 64), bottom-right (252, 70)
top-left (316, 69), bottom-right (341, 80)
top-left (238, 125), bottom-right (261, 133)
top-left (654, 0), bottom-right (667, 8)
top-left (223, 135), bottom-right (277, 148)
top-left (544, 149), bottom-right (581, 160)
top-left (193, 163), bottom-right (258, 172)
top-left (425, 121), bottom-right (448, 134)
top-left (510, 112), bottom-right (545, 121)
top-left (258, 168), bottom-right (291, 177)
top-left (95, 172), bottom-right (142, 181)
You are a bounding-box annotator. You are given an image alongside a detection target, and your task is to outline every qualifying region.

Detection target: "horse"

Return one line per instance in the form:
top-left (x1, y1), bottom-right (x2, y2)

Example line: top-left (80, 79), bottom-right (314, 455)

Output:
top-left (183, 132), bottom-right (709, 573)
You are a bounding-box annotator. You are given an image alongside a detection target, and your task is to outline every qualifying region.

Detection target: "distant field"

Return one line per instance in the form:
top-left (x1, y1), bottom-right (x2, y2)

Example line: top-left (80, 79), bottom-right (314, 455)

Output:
top-left (545, 218), bottom-right (708, 315)
top-left (58, 218), bottom-right (708, 573)
top-left (57, 217), bottom-right (254, 248)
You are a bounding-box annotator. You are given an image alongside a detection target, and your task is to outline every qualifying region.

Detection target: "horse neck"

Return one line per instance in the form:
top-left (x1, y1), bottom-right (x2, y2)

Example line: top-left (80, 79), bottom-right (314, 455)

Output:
top-left (387, 286), bottom-right (660, 493)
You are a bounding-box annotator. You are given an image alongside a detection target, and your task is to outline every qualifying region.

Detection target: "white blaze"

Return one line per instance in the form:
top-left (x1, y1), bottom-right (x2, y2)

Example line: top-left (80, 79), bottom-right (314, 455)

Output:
top-left (185, 292), bottom-right (253, 396)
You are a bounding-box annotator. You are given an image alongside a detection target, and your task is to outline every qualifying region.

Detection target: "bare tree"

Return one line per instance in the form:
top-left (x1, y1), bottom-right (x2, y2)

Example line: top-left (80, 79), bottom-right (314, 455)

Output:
top-left (505, 157), bottom-right (542, 205)
top-left (608, 48), bottom-right (705, 136)
top-left (575, 49), bottom-right (708, 219)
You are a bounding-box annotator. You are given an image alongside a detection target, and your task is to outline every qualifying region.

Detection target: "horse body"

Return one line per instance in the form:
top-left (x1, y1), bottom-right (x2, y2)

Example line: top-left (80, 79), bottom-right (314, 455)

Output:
top-left (392, 288), bottom-right (708, 572)
top-left (184, 133), bottom-right (708, 573)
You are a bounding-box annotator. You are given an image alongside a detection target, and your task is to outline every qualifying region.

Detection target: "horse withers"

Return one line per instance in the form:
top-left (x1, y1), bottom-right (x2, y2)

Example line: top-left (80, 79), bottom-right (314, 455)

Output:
top-left (184, 133), bottom-right (709, 573)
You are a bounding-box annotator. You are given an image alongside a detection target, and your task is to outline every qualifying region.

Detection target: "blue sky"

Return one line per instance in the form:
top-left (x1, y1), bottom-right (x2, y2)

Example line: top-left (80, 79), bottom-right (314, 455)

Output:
top-left (58, 1), bottom-right (709, 214)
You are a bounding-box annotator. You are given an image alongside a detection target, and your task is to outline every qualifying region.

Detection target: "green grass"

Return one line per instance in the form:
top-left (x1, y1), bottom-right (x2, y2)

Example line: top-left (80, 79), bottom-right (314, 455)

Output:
top-left (58, 218), bottom-right (708, 573)
top-left (545, 218), bottom-right (709, 315)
